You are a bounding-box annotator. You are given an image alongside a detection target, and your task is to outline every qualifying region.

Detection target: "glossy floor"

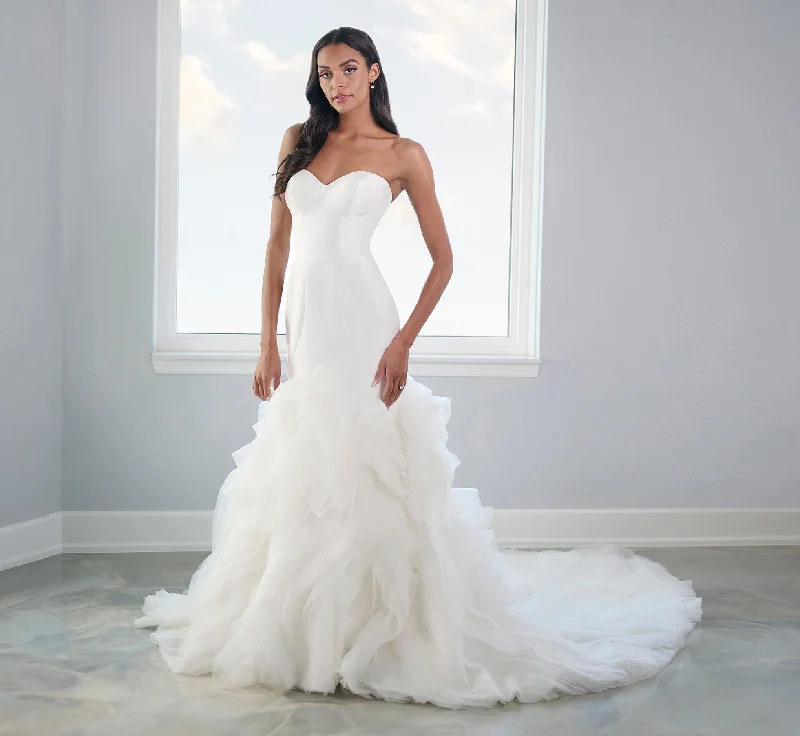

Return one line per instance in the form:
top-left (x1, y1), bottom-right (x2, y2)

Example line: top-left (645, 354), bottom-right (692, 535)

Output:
top-left (1, 547), bottom-right (798, 735)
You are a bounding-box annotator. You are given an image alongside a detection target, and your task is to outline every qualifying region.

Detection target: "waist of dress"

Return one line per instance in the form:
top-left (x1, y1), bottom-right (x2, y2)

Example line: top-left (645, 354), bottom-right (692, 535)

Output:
top-left (291, 215), bottom-right (378, 251)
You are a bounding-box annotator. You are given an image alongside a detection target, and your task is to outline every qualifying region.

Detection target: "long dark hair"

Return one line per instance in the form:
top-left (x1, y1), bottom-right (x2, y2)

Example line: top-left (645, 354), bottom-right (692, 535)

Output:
top-left (273, 27), bottom-right (399, 197)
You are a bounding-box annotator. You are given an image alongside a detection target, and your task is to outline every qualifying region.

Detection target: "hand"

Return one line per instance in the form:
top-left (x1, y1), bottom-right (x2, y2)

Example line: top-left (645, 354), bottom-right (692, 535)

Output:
top-left (372, 334), bottom-right (410, 408)
top-left (253, 344), bottom-right (281, 400)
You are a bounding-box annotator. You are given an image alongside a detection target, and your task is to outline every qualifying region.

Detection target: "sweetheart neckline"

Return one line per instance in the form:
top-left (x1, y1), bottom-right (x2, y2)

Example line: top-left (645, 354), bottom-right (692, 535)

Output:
top-left (299, 168), bottom-right (395, 202)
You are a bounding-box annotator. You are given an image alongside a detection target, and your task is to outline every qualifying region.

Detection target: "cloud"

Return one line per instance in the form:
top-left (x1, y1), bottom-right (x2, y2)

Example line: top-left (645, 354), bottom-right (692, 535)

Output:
top-left (180, 55), bottom-right (235, 149)
top-left (396, 0), bottom-right (516, 91)
top-left (446, 99), bottom-right (493, 119)
top-left (180, 0), bottom-right (240, 38)
top-left (402, 30), bottom-right (474, 77)
top-left (243, 41), bottom-right (307, 74)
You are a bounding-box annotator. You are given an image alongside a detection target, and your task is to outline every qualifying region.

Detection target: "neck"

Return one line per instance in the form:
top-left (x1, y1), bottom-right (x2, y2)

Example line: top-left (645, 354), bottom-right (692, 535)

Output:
top-left (334, 98), bottom-right (377, 135)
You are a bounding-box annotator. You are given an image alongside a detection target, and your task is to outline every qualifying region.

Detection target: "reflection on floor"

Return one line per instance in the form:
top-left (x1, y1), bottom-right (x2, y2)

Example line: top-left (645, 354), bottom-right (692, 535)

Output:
top-left (1, 547), bottom-right (798, 736)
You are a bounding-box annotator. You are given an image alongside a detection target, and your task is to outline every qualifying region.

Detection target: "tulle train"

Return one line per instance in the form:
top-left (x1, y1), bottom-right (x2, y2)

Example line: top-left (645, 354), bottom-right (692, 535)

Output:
top-left (133, 365), bottom-right (702, 709)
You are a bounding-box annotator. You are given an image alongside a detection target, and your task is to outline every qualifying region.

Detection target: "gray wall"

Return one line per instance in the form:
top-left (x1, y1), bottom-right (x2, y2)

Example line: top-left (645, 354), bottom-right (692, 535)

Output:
top-left (58, 0), bottom-right (800, 514)
top-left (0, 0), bottom-right (64, 526)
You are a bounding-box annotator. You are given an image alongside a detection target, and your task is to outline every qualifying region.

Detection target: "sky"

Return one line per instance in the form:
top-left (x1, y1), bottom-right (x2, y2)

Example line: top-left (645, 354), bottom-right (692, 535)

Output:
top-left (176, 0), bottom-right (517, 337)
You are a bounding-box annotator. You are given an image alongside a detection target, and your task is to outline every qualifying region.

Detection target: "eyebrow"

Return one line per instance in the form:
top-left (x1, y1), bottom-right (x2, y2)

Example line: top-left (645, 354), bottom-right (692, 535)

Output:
top-left (317, 59), bottom-right (360, 69)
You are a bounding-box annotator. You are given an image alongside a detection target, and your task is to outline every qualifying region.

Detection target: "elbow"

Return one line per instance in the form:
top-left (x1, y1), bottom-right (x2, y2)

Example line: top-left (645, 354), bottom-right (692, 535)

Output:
top-left (437, 253), bottom-right (454, 281)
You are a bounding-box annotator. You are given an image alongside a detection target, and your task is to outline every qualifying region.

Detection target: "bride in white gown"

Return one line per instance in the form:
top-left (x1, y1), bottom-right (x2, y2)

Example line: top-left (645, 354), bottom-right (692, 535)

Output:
top-left (133, 28), bottom-right (702, 709)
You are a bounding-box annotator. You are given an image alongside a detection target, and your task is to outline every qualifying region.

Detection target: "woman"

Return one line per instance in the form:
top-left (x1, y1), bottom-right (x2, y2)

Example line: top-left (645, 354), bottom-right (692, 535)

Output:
top-left (134, 27), bottom-right (702, 709)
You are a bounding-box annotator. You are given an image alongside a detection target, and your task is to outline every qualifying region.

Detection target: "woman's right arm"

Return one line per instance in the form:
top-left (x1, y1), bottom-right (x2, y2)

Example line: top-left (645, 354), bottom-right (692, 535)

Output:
top-left (252, 123), bottom-right (302, 401)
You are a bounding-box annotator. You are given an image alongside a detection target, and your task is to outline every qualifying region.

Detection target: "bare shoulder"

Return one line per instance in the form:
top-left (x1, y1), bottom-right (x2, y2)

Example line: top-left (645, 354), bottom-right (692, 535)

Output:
top-left (276, 123), bottom-right (304, 166)
top-left (283, 122), bottom-right (304, 149)
top-left (393, 136), bottom-right (429, 166)
top-left (392, 137), bottom-right (434, 185)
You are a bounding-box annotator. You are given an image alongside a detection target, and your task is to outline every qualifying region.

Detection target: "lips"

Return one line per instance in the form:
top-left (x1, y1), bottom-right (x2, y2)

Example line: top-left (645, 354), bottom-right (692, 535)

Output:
top-left (333, 94), bottom-right (351, 103)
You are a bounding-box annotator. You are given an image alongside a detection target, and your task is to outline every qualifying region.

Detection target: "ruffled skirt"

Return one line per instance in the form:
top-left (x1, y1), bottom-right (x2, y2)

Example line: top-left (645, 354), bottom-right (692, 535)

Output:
top-left (133, 366), bottom-right (702, 709)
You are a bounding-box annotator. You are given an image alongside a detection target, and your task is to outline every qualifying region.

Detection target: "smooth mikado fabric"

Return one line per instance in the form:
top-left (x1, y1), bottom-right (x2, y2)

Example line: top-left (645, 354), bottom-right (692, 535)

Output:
top-left (133, 168), bottom-right (702, 709)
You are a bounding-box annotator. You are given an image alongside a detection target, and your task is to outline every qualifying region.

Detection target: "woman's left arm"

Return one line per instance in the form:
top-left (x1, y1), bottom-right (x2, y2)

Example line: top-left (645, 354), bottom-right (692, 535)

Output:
top-left (396, 139), bottom-right (454, 348)
top-left (373, 139), bottom-right (454, 408)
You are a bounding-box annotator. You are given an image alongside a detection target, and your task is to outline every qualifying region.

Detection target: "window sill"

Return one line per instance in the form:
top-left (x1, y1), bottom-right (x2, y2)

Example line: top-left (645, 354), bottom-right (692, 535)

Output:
top-left (151, 350), bottom-right (541, 378)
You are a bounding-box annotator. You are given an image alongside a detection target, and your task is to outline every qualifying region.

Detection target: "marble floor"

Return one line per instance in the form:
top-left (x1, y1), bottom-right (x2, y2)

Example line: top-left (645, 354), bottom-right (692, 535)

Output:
top-left (0, 547), bottom-right (798, 736)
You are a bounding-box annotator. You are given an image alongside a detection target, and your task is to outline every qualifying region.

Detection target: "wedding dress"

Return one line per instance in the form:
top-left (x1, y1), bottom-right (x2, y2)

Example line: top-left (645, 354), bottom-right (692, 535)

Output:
top-left (133, 168), bottom-right (702, 709)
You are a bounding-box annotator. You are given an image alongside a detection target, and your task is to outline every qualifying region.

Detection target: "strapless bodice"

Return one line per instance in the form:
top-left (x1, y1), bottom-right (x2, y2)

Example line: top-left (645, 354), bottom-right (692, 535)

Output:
top-left (285, 169), bottom-right (393, 240)
top-left (281, 168), bottom-right (400, 386)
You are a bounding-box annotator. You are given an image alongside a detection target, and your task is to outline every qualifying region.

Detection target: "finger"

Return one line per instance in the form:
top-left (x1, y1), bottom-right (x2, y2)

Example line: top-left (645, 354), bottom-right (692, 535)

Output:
top-left (393, 377), bottom-right (406, 406)
top-left (392, 375), bottom-right (408, 406)
top-left (385, 375), bottom-right (400, 406)
top-left (273, 370), bottom-right (281, 391)
top-left (382, 374), bottom-right (395, 403)
top-left (372, 360), bottom-right (385, 387)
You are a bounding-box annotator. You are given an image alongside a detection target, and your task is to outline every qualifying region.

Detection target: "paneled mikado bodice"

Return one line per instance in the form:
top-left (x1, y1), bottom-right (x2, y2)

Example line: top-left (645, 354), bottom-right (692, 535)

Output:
top-left (282, 169), bottom-right (401, 386)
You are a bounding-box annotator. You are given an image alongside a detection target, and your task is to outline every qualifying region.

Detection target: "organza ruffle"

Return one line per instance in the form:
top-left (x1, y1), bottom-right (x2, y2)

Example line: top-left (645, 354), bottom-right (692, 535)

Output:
top-left (134, 367), bottom-right (702, 709)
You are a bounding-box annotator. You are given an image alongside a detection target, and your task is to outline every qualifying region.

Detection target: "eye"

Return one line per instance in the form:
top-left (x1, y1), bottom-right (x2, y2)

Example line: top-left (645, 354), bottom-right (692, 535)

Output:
top-left (345, 66), bottom-right (357, 73)
top-left (318, 71), bottom-right (331, 79)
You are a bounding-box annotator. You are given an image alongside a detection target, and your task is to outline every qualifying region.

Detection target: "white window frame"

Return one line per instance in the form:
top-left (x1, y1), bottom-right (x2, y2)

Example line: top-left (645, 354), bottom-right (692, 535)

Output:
top-left (152, 0), bottom-right (547, 377)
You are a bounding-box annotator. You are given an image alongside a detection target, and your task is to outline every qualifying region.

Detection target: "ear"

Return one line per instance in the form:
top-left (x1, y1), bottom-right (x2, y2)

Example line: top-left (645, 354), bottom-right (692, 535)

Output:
top-left (369, 62), bottom-right (380, 85)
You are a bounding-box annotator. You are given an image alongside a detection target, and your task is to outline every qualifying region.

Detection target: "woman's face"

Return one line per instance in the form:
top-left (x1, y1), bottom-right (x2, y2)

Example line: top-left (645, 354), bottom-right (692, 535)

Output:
top-left (316, 43), bottom-right (378, 111)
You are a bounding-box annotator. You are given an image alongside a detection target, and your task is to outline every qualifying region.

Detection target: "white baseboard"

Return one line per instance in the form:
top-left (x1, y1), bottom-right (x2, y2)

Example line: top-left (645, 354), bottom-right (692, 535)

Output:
top-left (3, 504), bottom-right (800, 571)
top-left (0, 513), bottom-right (62, 572)
top-left (492, 507), bottom-right (800, 548)
top-left (62, 510), bottom-right (212, 553)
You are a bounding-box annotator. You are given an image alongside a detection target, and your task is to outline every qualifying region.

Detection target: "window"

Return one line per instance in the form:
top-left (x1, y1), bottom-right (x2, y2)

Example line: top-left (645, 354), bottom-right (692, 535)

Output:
top-left (153, 0), bottom-right (546, 376)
